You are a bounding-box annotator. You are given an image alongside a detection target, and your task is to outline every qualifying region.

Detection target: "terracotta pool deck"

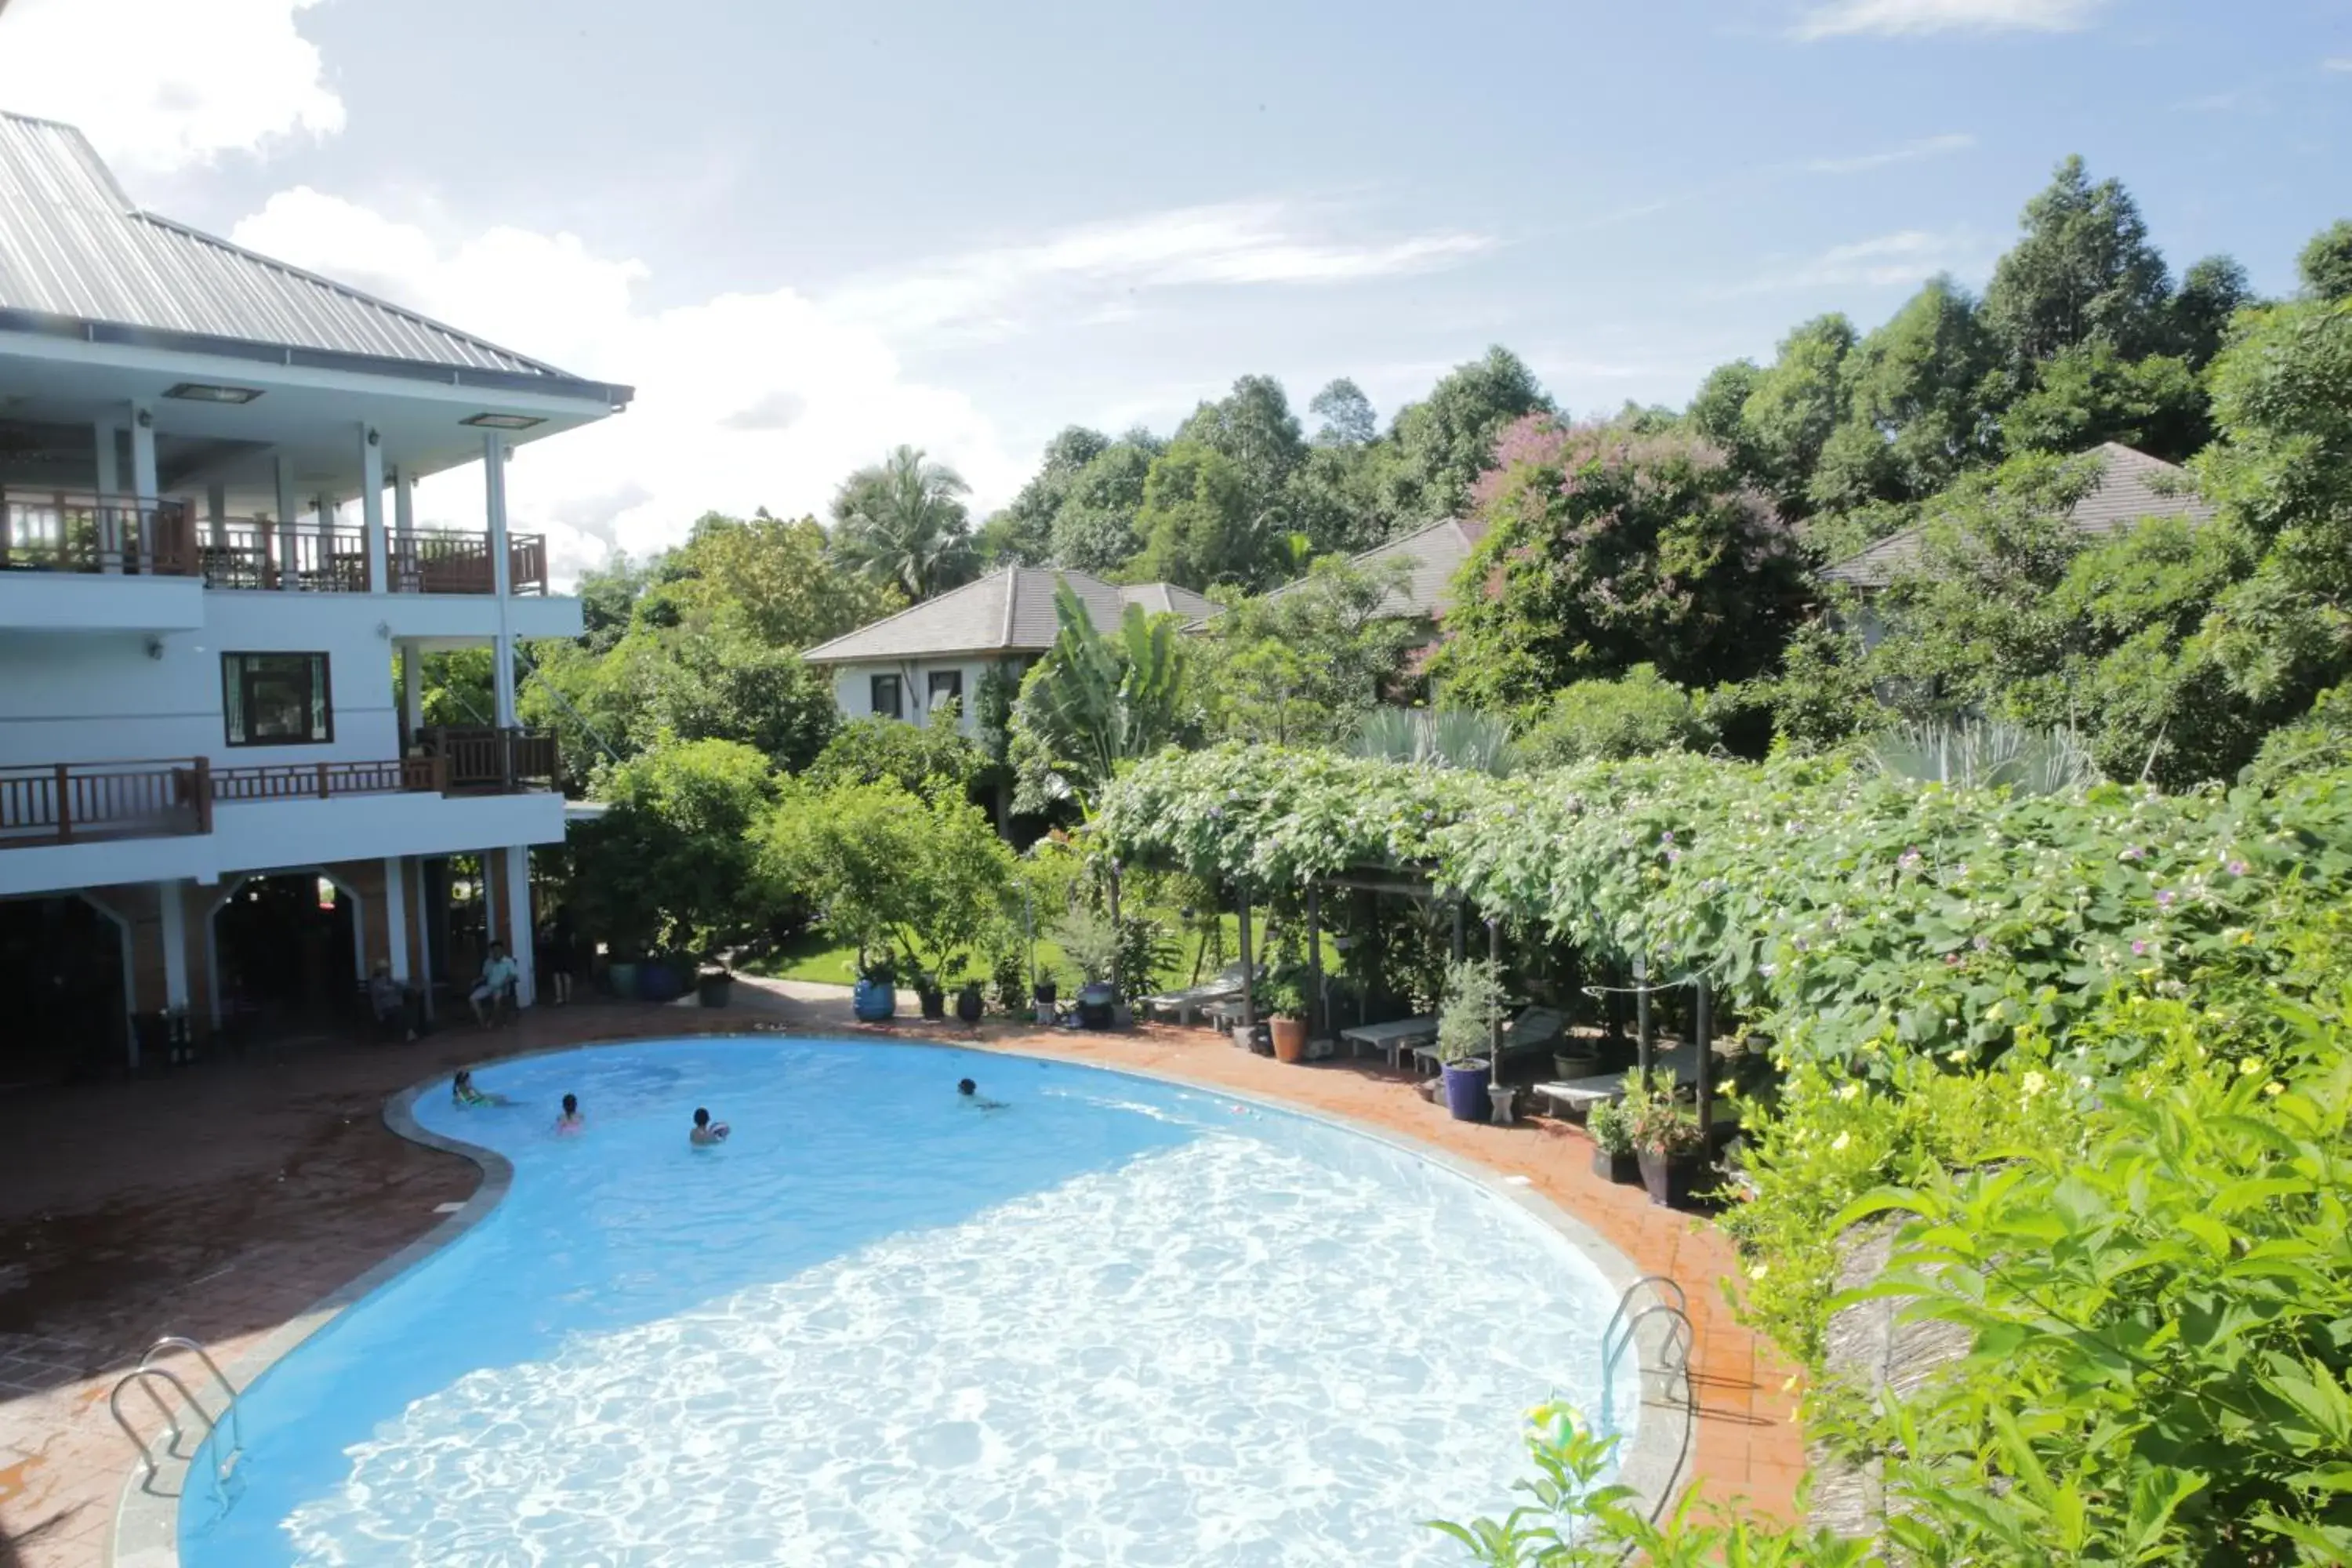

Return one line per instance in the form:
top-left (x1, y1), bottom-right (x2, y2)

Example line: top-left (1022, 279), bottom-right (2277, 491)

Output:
top-left (0, 988), bottom-right (1802, 1567)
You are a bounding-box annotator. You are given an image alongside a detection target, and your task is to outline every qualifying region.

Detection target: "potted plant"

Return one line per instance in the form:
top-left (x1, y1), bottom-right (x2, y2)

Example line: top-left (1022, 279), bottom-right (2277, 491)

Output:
top-left (913, 967), bottom-right (947, 1021)
top-left (1260, 967), bottom-right (1311, 1064)
top-left (1553, 1037), bottom-right (1600, 1083)
top-left (954, 975), bottom-right (985, 1025)
top-left (852, 949), bottom-right (898, 1022)
top-left (696, 963), bottom-right (733, 1009)
top-left (1436, 957), bottom-right (1503, 1123)
top-left (1621, 1069), bottom-right (1704, 1207)
top-left (1585, 1098), bottom-right (1640, 1184)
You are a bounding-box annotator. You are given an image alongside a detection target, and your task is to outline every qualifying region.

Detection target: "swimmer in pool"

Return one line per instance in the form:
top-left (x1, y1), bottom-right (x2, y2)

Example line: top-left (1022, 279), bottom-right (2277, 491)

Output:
top-left (956, 1077), bottom-right (1007, 1110)
top-left (554, 1093), bottom-right (584, 1133)
top-left (690, 1106), bottom-right (730, 1146)
top-left (451, 1069), bottom-right (508, 1107)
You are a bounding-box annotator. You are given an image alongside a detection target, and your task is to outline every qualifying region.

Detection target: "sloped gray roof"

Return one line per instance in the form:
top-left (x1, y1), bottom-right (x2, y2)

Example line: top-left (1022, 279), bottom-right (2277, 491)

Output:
top-left (802, 567), bottom-right (1220, 663)
top-left (0, 111), bottom-right (629, 402)
top-left (1258, 516), bottom-right (1488, 620)
top-left (1824, 444), bottom-right (2216, 590)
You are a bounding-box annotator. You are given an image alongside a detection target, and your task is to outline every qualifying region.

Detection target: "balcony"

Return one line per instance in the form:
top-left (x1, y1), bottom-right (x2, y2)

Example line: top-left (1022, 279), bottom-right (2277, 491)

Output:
top-left (0, 731), bottom-right (561, 852)
top-left (2, 489), bottom-right (548, 595)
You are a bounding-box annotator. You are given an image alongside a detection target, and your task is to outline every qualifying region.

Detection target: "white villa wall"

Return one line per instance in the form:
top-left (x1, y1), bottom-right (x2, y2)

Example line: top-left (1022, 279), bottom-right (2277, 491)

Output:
top-left (828, 656), bottom-right (1028, 735)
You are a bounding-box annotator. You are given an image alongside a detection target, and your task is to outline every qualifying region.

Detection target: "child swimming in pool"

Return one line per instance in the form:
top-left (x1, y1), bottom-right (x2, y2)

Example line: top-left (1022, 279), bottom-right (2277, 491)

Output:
top-left (690, 1106), bottom-right (730, 1146)
top-left (554, 1093), bottom-right (584, 1134)
top-left (451, 1069), bottom-right (509, 1107)
top-left (956, 1078), bottom-right (1007, 1110)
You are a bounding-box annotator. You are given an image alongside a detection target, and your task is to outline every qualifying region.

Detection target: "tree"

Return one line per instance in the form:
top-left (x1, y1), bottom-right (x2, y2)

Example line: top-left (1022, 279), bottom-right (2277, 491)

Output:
top-left (1428, 416), bottom-right (1806, 711)
top-left (1308, 377), bottom-right (1377, 446)
top-left (1131, 441), bottom-right (1268, 590)
top-left (1175, 375), bottom-right (1307, 516)
top-left (2000, 343), bottom-right (2209, 463)
top-left (830, 445), bottom-right (980, 601)
top-left (570, 738), bottom-right (780, 956)
top-left (1008, 582), bottom-right (1194, 812)
top-left (575, 555), bottom-right (652, 654)
top-left (757, 779), bottom-right (1017, 985)
top-left (2169, 253), bottom-right (2255, 368)
top-left (1515, 666), bottom-right (1717, 768)
top-left (802, 708), bottom-right (983, 801)
top-left (1737, 314), bottom-right (1855, 518)
top-left (655, 510), bottom-right (902, 649)
top-left (1981, 155), bottom-right (2173, 371)
top-left (977, 426), bottom-right (1108, 568)
top-left (1387, 346), bottom-right (1554, 524)
top-left (1195, 557), bottom-right (1420, 747)
top-left (1811, 278), bottom-right (1995, 512)
top-left (1048, 434), bottom-right (1161, 572)
top-left (2297, 219), bottom-right (2352, 303)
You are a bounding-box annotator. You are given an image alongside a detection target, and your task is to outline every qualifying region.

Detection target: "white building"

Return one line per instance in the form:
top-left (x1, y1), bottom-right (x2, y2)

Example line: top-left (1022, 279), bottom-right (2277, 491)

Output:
top-left (802, 566), bottom-right (1218, 734)
top-left (0, 111), bottom-right (630, 1076)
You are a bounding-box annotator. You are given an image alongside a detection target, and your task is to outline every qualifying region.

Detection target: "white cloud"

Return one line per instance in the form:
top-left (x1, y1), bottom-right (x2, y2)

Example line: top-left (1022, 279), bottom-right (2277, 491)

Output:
top-left (1805, 132), bottom-right (1977, 173)
top-left (1795, 0), bottom-right (2106, 39)
top-left (2325, 57), bottom-right (2352, 73)
top-left (1711, 228), bottom-right (1989, 296)
top-left (0, 0), bottom-right (342, 173)
top-left (826, 201), bottom-right (1495, 345)
top-left (230, 191), bottom-right (1029, 581)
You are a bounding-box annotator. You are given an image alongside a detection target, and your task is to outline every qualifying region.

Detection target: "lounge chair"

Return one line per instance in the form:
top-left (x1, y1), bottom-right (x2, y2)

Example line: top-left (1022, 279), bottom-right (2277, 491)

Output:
top-left (1338, 1015), bottom-right (1439, 1071)
top-left (1145, 963), bottom-right (1251, 1026)
top-left (1529, 1043), bottom-right (1701, 1114)
top-left (1410, 1006), bottom-right (1567, 1076)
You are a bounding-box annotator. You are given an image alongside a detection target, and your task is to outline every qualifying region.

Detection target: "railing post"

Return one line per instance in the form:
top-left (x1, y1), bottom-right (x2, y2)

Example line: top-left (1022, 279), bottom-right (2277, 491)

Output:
top-left (194, 757), bottom-right (212, 833)
top-left (54, 763), bottom-right (71, 842)
top-left (316, 760), bottom-right (331, 799)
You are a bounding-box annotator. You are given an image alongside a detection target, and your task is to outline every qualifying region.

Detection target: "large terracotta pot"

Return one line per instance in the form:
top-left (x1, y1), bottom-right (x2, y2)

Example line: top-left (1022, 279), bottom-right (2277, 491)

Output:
top-left (1269, 1016), bottom-right (1308, 1063)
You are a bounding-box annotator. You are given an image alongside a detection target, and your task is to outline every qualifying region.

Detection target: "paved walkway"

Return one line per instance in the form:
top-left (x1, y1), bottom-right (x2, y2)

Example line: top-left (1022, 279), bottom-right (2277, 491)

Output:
top-left (0, 988), bottom-right (1802, 1567)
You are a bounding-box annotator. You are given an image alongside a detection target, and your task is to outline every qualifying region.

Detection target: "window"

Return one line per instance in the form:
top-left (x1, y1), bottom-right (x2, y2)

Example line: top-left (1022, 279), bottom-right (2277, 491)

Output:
top-left (223, 652), bottom-right (332, 746)
top-left (869, 673), bottom-right (902, 720)
top-left (927, 670), bottom-right (964, 713)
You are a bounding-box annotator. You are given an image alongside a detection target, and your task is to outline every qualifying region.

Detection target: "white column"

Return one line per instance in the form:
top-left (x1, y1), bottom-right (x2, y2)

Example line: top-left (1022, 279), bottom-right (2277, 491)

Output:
top-left (503, 843), bottom-right (535, 1008)
top-left (392, 466), bottom-right (416, 591)
top-left (274, 454), bottom-right (299, 590)
top-left (93, 423), bottom-right (121, 567)
top-left (205, 482), bottom-right (227, 550)
top-left (412, 858), bottom-right (437, 1023)
top-left (359, 425), bottom-right (387, 593)
top-left (483, 434), bottom-right (518, 727)
top-left (384, 855), bottom-right (410, 984)
top-left (158, 880), bottom-right (189, 1013)
top-left (128, 404), bottom-right (158, 574)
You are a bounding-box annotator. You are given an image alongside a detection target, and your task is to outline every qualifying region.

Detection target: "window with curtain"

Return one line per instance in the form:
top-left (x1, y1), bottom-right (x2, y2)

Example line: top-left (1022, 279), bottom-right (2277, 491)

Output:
top-left (223, 652), bottom-right (332, 745)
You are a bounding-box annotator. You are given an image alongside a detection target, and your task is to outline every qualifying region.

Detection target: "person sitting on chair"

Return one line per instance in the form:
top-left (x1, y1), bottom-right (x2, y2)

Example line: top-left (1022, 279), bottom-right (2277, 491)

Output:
top-left (470, 942), bottom-right (519, 1027)
top-left (368, 962), bottom-right (416, 1042)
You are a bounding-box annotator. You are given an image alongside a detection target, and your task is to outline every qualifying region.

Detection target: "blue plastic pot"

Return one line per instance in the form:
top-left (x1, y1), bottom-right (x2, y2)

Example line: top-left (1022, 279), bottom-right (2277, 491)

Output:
top-left (637, 963), bottom-right (683, 1004)
top-left (852, 978), bottom-right (897, 1022)
top-left (1441, 1061), bottom-right (1490, 1123)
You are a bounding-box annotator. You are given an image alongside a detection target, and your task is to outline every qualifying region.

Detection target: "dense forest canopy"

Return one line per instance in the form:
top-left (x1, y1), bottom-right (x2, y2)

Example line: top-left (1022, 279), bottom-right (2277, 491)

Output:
top-left (444, 156), bottom-right (2350, 802)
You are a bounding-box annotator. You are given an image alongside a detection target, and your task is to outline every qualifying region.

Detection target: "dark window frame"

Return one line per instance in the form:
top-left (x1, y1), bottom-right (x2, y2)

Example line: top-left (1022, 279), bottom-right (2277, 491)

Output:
top-left (927, 669), bottom-right (964, 712)
top-left (869, 673), bottom-right (903, 720)
top-left (222, 651), bottom-right (333, 746)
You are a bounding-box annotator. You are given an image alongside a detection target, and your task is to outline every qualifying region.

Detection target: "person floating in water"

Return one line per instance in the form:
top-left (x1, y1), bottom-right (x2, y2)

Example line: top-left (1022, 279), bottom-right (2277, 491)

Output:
top-left (451, 1069), bottom-right (508, 1107)
top-left (956, 1078), bottom-right (1007, 1110)
top-left (690, 1106), bottom-right (730, 1146)
top-left (555, 1093), bottom-right (584, 1134)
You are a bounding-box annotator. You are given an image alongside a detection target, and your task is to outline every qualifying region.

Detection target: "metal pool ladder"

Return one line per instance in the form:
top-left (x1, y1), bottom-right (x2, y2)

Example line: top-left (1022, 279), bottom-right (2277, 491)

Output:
top-left (1599, 1274), bottom-right (1693, 1426)
top-left (109, 1335), bottom-right (245, 1492)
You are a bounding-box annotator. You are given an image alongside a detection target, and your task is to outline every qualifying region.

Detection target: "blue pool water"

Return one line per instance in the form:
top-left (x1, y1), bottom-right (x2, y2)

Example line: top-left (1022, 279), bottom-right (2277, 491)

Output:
top-left (180, 1039), bottom-right (1628, 1566)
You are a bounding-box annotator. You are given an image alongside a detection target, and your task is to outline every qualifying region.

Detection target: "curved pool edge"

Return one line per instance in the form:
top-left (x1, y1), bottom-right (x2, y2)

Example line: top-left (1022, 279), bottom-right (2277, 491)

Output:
top-left (114, 1030), bottom-right (1691, 1565)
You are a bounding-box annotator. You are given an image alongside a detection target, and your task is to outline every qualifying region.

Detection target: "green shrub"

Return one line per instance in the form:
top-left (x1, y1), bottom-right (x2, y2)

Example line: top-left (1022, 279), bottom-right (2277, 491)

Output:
top-left (1515, 665), bottom-right (1715, 768)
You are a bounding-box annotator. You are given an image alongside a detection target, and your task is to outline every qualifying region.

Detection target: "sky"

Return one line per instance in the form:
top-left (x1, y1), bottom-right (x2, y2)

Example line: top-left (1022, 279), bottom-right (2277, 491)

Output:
top-left (1, 0), bottom-right (2347, 576)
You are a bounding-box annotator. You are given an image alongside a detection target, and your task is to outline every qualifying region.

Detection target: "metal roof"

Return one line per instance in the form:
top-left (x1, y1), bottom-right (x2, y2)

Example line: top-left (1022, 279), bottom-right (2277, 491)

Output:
top-left (1824, 444), bottom-right (2216, 590)
top-left (0, 111), bottom-right (630, 403)
top-left (803, 567), bottom-right (1221, 663)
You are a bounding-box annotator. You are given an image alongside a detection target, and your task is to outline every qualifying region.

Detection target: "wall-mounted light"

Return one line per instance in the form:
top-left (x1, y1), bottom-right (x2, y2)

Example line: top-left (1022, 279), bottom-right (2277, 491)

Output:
top-left (462, 412), bottom-right (543, 431)
top-left (143, 635), bottom-right (165, 661)
top-left (375, 620), bottom-right (391, 640)
top-left (366, 427), bottom-right (380, 447)
top-left (135, 408), bottom-right (154, 430)
top-left (164, 382), bottom-right (264, 405)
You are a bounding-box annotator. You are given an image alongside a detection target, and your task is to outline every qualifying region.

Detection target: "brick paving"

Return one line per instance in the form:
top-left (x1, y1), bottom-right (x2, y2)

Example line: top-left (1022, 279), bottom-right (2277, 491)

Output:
top-left (0, 988), bottom-right (1803, 1567)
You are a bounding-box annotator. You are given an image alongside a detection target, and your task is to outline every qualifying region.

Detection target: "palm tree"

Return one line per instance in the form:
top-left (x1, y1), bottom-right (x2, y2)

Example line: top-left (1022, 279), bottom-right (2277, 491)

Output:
top-left (830, 445), bottom-right (979, 601)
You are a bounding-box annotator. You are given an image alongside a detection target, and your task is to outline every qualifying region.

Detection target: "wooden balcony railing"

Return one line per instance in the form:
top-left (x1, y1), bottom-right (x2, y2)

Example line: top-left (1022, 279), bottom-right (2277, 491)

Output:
top-left (0, 490), bottom-right (200, 576)
top-left (419, 727), bottom-right (562, 793)
top-left (0, 759), bottom-right (210, 848)
top-left (198, 521), bottom-right (371, 592)
top-left (0, 739), bottom-right (557, 851)
top-left (387, 532), bottom-right (548, 595)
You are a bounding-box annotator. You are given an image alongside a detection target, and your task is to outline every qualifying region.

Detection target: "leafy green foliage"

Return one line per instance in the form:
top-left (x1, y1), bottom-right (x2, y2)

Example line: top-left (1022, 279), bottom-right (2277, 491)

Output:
top-left (1386, 346), bottom-right (1555, 523)
top-left (1352, 707), bottom-right (1519, 775)
top-left (1009, 583), bottom-right (1194, 813)
top-left (1435, 956), bottom-right (1503, 1066)
top-left (802, 706), bottom-right (984, 800)
top-left (1516, 666), bottom-right (1715, 768)
top-left (830, 445), bottom-right (980, 601)
top-left (2297, 220), bottom-right (2352, 303)
top-left (569, 738), bottom-right (781, 955)
top-left (1195, 557), bottom-right (1421, 748)
top-left (1132, 439), bottom-right (1268, 590)
top-left (1429, 417), bottom-right (1805, 710)
top-left (1982, 155), bottom-right (2174, 372)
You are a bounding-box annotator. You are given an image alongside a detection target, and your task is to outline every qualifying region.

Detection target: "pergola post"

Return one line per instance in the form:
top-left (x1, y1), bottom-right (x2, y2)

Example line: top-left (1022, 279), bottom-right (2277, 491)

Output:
top-left (1305, 881), bottom-right (1323, 1045)
top-left (1106, 862), bottom-right (1123, 1004)
top-left (1694, 975), bottom-right (1715, 1147)
top-left (1486, 916), bottom-right (1504, 1086)
top-left (1237, 886), bottom-right (1256, 1032)
top-left (1450, 898), bottom-right (1465, 964)
top-left (1633, 953), bottom-right (1653, 1083)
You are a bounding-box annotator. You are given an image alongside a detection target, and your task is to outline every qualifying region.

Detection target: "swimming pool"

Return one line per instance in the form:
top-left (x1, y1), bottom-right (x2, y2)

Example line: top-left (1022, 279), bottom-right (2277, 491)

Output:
top-left (178, 1038), bottom-right (1634, 1566)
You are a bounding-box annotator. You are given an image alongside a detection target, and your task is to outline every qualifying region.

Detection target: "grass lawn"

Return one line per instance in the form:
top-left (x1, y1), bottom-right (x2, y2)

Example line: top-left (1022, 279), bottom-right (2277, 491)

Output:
top-left (742, 913), bottom-right (1310, 991)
